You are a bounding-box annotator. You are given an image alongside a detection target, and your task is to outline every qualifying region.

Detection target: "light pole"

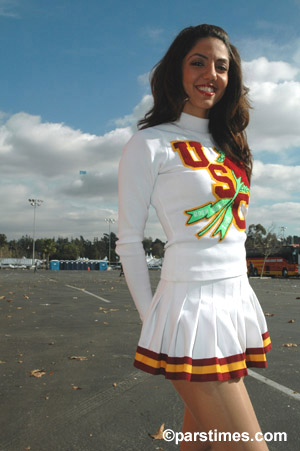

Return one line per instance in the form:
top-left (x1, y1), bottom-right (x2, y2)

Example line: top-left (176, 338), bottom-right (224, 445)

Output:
top-left (279, 226), bottom-right (287, 244)
top-left (28, 199), bottom-right (43, 267)
top-left (105, 218), bottom-right (115, 266)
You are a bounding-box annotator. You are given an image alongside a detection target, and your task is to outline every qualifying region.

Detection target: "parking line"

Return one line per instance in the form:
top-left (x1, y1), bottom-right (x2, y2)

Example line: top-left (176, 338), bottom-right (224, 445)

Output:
top-left (248, 369), bottom-right (300, 401)
top-left (66, 284), bottom-right (111, 303)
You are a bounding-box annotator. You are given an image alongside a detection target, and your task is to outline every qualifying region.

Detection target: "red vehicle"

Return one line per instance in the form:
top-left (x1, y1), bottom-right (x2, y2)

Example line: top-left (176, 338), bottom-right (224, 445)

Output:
top-left (246, 245), bottom-right (300, 277)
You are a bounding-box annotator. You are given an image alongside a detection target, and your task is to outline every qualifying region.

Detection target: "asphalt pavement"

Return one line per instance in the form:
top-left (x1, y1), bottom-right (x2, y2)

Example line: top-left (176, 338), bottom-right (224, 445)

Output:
top-left (0, 269), bottom-right (299, 451)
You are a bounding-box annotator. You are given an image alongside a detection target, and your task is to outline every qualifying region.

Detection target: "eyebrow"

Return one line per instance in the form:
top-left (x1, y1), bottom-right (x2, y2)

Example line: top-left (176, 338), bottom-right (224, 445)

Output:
top-left (188, 53), bottom-right (229, 63)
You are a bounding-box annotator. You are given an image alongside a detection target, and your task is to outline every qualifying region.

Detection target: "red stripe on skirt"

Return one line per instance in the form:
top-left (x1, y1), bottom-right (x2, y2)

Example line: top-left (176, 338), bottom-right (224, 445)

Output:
top-left (134, 329), bottom-right (271, 381)
top-left (134, 360), bottom-right (249, 382)
top-left (136, 345), bottom-right (247, 366)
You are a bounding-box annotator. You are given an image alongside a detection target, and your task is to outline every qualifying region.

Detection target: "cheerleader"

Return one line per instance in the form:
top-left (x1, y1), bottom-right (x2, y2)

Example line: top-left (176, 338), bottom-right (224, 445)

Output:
top-left (116, 24), bottom-right (271, 450)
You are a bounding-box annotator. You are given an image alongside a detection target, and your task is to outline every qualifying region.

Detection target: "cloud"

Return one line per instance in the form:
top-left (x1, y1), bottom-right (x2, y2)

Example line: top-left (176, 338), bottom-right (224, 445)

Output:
top-left (112, 94), bottom-right (153, 129)
top-left (248, 160), bottom-right (300, 237)
top-left (243, 57), bottom-right (298, 84)
top-left (0, 112), bottom-right (131, 177)
top-left (59, 170), bottom-right (118, 200)
top-left (1, 52), bottom-right (300, 241)
top-left (251, 160), bottom-right (300, 206)
top-left (242, 58), bottom-right (300, 153)
top-left (0, 100), bottom-right (150, 241)
top-left (292, 39), bottom-right (300, 65)
top-left (137, 72), bottom-right (150, 86)
top-left (247, 202), bottom-right (300, 236)
top-left (0, 0), bottom-right (19, 17)
top-left (142, 26), bottom-right (164, 41)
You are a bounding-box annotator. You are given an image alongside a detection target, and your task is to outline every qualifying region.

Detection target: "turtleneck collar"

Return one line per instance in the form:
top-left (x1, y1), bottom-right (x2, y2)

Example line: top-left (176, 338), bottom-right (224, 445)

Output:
top-left (176, 112), bottom-right (209, 134)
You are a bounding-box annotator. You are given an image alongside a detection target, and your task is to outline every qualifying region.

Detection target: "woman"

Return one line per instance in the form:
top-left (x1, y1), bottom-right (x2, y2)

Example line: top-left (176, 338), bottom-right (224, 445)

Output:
top-left (116, 24), bottom-right (271, 450)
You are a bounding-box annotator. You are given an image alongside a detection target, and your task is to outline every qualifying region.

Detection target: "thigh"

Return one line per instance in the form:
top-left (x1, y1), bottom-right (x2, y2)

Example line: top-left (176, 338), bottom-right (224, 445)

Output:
top-left (171, 378), bottom-right (268, 450)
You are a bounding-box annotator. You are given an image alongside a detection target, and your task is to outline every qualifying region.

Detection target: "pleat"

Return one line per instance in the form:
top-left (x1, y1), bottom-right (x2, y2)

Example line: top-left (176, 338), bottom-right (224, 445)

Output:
top-left (134, 275), bottom-right (271, 381)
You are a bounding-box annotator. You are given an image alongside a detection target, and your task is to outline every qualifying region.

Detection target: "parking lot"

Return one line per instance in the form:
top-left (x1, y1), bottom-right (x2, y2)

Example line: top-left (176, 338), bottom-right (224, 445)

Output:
top-left (0, 270), bottom-right (299, 450)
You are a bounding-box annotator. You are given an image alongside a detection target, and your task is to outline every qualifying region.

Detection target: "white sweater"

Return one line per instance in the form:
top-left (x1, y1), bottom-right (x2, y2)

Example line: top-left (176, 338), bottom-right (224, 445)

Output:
top-left (116, 112), bottom-right (250, 321)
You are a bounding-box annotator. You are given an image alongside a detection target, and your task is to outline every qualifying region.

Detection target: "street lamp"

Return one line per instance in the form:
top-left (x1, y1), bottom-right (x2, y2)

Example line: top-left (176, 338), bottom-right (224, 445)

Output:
top-left (278, 226), bottom-right (287, 243)
top-left (105, 218), bottom-right (115, 266)
top-left (28, 199), bottom-right (43, 267)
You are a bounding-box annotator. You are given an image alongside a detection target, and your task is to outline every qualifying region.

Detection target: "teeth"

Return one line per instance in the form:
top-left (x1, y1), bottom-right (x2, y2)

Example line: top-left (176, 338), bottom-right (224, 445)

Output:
top-left (197, 86), bottom-right (215, 93)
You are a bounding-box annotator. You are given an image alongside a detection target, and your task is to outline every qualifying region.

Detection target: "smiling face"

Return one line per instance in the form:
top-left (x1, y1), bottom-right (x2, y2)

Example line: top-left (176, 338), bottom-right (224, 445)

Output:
top-left (182, 37), bottom-right (230, 118)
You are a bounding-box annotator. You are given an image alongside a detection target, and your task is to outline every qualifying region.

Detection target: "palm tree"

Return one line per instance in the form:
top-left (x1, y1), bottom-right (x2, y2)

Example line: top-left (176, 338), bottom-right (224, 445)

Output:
top-left (43, 239), bottom-right (56, 269)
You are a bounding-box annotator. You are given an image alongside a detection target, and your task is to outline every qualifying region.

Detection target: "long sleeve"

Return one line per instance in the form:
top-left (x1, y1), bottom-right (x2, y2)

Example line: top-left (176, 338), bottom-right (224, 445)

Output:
top-left (116, 132), bottom-right (159, 322)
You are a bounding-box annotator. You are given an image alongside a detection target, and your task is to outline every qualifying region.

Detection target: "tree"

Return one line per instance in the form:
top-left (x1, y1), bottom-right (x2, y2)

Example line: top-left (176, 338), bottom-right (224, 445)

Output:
top-left (245, 224), bottom-right (267, 250)
top-left (8, 240), bottom-right (18, 257)
top-left (246, 224), bottom-right (281, 277)
top-left (17, 235), bottom-right (33, 258)
top-left (260, 229), bottom-right (280, 277)
top-left (60, 242), bottom-right (80, 260)
top-left (152, 238), bottom-right (165, 258)
top-left (143, 237), bottom-right (153, 255)
top-left (0, 234), bottom-right (7, 257)
top-left (43, 239), bottom-right (57, 269)
top-left (101, 232), bottom-right (118, 262)
top-left (0, 234), bottom-right (7, 247)
top-left (72, 236), bottom-right (86, 257)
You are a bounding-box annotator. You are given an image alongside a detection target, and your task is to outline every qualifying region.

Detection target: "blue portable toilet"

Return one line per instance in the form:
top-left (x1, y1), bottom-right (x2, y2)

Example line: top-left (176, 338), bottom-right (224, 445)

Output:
top-left (50, 260), bottom-right (60, 271)
top-left (99, 261), bottom-right (108, 271)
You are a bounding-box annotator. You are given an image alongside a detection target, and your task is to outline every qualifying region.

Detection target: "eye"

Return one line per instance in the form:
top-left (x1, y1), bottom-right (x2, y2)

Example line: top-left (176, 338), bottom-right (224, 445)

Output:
top-left (217, 65), bottom-right (228, 72)
top-left (190, 60), bottom-right (204, 67)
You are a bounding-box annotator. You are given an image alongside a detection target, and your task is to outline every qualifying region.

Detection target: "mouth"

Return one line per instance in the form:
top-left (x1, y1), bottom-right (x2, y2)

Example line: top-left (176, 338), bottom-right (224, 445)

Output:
top-left (195, 85), bottom-right (216, 97)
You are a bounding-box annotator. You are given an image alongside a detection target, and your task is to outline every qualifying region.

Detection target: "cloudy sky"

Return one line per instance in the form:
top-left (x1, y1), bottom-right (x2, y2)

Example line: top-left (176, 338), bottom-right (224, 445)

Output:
top-left (0, 0), bottom-right (300, 242)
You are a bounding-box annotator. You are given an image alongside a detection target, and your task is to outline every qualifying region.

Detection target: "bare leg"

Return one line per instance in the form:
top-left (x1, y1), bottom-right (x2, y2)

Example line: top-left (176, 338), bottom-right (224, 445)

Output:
top-left (180, 406), bottom-right (212, 450)
top-left (171, 378), bottom-right (268, 450)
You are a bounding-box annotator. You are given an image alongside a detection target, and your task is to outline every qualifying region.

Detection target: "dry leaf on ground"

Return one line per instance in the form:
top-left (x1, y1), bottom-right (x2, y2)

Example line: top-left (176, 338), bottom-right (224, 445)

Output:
top-left (0, 296), bottom-right (5, 300)
top-left (283, 343), bottom-right (298, 347)
top-left (288, 319), bottom-right (295, 323)
top-left (30, 369), bottom-right (46, 378)
top-left (69, 356), bottom-right (88, 361)
top-left (265, 313), bottom-right (274, 317)
top-left (149, 423), bottom-right (165, 440)
top-left (72, 385), bottom-right (83, 390)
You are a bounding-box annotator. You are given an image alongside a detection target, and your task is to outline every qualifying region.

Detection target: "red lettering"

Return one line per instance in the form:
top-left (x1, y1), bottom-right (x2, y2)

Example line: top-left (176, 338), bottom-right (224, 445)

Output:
top-left (171, 141), bottom-right (209, 169)
top-left (208, 164), bottom-right (236, 198)
top-left (232, 193), bottom-right (249, 230)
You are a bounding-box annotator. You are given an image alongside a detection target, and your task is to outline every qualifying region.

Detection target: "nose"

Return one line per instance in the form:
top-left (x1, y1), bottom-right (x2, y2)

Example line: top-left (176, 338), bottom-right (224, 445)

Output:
top-left (203, 62), bottom-right (217, 80)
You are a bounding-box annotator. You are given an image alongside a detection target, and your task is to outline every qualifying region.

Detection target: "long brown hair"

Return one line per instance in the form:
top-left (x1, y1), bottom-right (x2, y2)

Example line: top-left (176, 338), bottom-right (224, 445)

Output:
top-left (138, 24), bottom-right (252, 182)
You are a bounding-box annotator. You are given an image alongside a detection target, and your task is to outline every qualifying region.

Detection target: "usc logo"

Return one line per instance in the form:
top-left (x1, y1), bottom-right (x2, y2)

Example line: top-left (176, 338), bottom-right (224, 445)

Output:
top-left (171, 140), bottom-right (250, 241)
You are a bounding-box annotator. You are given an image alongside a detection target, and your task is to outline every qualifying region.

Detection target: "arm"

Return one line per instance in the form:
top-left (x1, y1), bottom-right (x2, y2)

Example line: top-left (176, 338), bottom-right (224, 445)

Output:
top-left (116, 132), bottom-right (156, 322)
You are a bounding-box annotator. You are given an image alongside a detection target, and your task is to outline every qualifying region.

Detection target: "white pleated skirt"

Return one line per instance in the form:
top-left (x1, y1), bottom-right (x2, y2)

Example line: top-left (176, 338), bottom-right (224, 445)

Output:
top-left (134, 274), bottom-right (271, 382)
